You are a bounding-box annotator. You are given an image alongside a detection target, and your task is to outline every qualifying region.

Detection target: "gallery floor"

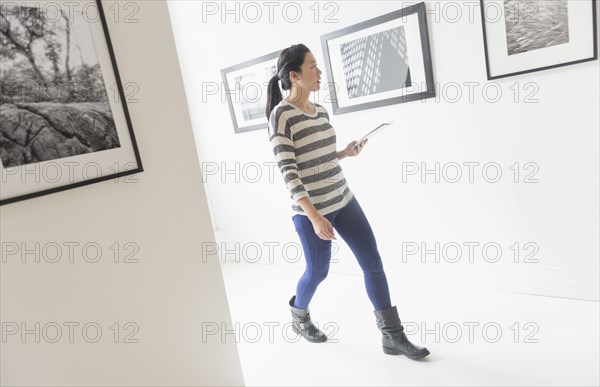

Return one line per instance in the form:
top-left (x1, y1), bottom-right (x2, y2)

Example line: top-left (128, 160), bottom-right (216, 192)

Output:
top-left (220, 260), bottom-right (599, 386)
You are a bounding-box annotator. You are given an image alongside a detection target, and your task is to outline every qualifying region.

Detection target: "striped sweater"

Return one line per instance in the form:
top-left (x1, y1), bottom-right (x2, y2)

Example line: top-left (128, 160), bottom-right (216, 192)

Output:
top-left (268, 99), bottom-right (354, 216)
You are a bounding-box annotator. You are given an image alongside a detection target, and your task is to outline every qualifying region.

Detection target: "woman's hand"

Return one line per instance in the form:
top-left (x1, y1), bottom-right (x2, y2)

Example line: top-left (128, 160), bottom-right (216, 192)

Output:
top-left (297, 197), bottom-right (335, 240)
top-left (310, 214), bottom-right (337, 240)
top-left (341, 138), bottom-right (368, 159)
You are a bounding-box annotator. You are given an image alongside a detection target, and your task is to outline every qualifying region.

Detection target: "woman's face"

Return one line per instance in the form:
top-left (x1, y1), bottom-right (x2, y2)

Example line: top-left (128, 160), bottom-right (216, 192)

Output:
top-left (292, 51), bottom-right (322, 92)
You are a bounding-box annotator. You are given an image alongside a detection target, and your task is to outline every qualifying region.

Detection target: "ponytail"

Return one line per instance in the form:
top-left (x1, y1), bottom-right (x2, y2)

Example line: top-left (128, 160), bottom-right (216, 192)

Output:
top-left (265, 75), bottom-right (283, 119)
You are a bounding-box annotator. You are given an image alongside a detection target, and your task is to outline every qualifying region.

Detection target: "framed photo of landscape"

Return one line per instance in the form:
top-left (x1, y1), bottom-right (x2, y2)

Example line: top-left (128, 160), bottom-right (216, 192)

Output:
top-left (481, 0), bottom-right (598, 80)
top-left (221, 49), bottom-right (281, 134)
top-left (0, 0), bottom-right (143, 206)
top-left (320, 2), bottom-right (435, 115)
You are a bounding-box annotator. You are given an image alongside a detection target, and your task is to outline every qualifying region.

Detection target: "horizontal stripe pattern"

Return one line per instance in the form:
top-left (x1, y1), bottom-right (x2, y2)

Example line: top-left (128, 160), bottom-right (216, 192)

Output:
top-left (268, 99), bottom-right (354, 216)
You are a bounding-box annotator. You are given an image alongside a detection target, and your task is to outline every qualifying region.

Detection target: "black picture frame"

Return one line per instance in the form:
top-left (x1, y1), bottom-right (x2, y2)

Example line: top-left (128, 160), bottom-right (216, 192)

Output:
top-left (221, 49), bottom-right (282, 134)
top-left (0, 0), bottom-right (143, 206)
top-left (320, 2), bottom-right (435, 115)
top-left (480, 0), bottom-right (598, 80)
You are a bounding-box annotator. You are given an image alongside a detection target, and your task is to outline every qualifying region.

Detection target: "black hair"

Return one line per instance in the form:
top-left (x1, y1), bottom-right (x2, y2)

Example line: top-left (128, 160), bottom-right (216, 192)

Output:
top-left (265, 43), bottom-right (311, 120)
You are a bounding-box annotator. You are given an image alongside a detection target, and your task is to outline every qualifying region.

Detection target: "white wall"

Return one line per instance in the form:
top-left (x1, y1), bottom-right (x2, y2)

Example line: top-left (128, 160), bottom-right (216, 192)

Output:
top-left (169, 1), bottom-right (599, 301)
top-left (0, 1), bottom-right (245, 385)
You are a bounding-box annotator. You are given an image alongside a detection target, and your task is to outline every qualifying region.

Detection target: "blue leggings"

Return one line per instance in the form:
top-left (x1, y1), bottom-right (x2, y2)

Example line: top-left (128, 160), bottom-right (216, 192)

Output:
top-left (291, 195), bottom-right (392, 312)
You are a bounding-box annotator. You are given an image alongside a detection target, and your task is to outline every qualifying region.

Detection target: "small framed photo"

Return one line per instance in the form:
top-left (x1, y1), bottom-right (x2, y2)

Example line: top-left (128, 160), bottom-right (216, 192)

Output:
top-left (480, 0), bottom-right (598, 80)
top-left (221, 49), bottom-right (281, 134)
top-left (320, 2), bottom-right (435, 115)
top-left (0, 0), bottom-right (143, 206)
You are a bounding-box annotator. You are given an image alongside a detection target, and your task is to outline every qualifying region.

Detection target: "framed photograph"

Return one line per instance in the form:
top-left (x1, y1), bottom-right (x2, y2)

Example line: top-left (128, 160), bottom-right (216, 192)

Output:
top-left (320, 2), bottom-right (435, 115)
top-left (0, 0), bottom-right (143, 206)
top-left (480, 0), bottom-right (598, 80)
top-left (221, 49), bottom-right (281, 134)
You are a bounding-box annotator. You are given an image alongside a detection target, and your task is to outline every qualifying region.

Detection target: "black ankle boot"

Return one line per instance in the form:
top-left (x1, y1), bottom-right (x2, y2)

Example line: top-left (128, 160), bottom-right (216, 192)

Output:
top-left (289, 295), bottom-right (327, 343)
top-left (373, 306), bottom-right (430, 359)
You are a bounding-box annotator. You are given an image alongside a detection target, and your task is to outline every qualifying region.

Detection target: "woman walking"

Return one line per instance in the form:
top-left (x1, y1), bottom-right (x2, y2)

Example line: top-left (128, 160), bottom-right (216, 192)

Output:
top-left (265, 43), bottom-right (429, 360)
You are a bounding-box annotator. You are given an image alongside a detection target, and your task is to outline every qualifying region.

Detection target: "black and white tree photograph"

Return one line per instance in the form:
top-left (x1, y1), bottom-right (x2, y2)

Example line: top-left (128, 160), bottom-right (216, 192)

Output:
top-left (0, 5), bottom-right (120, 169)
top-left (504, 0), bottom-right (570, 56)
top-left (0, 0), bottom-right (142, 206)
